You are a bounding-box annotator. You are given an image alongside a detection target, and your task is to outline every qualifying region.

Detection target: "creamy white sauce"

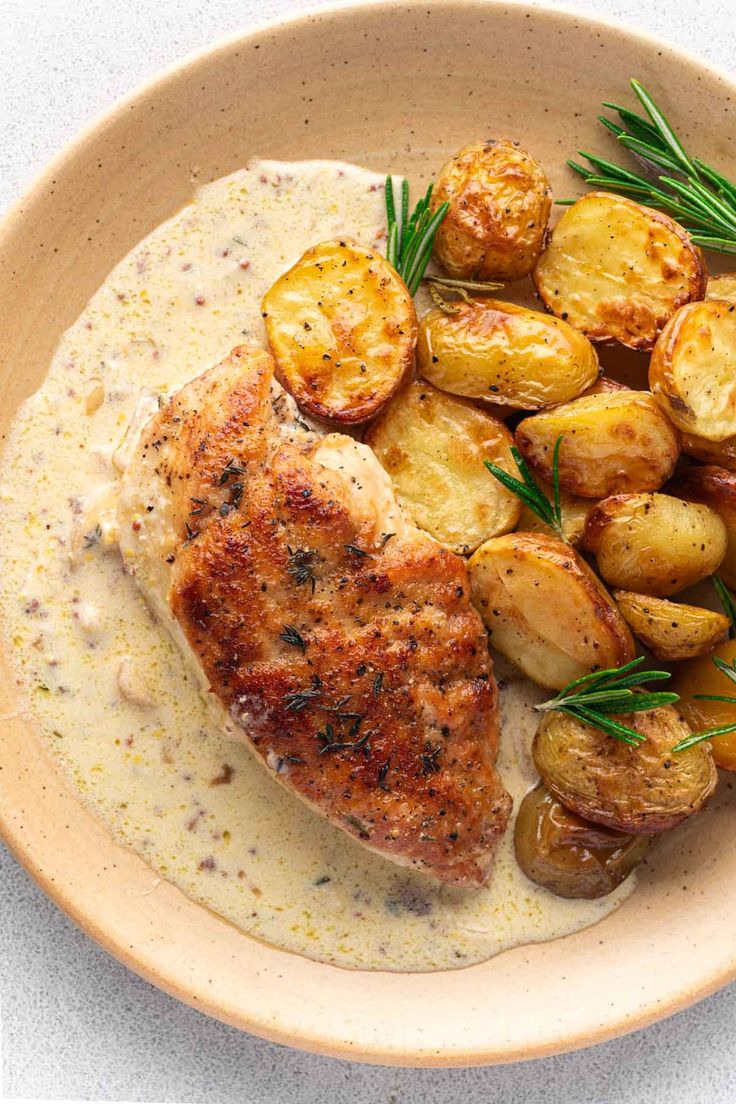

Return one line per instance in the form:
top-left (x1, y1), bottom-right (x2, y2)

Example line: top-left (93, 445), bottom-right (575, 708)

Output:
top-left (0, 159), bottom-right (634, 971)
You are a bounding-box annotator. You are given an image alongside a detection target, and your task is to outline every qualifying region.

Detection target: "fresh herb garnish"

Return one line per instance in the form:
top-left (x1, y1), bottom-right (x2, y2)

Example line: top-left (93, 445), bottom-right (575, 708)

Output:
top-left (672, 654), bottom-right (736, 752)
top-left (537, 657), bottom-right (678, 747)
top-left (385, 177), bottom-right (449, 295)
top-left (426, 275), bottom-right (503, 314)
top-left (567, 79), bottom-right (736, 255)
top-left (287, 546), bottom-right (318, 593)
top-left (484, 436), bottom-right (566, 542)
top-left (218, 458), bottom-right (245, 486)
top-left (282, 676), bottom-right (322, 713)
top-left (712, 574), bottom-right (736, 638)
top-left (317, 724), bottom-right (372, 756)
top-left (279, 624), bottom-right (307, 653)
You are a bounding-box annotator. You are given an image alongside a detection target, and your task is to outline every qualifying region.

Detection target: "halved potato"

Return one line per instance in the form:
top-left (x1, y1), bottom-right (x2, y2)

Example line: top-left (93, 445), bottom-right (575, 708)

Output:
top-left (533, 705), bottom-right (717, 834)
top-left (515, 391), bottom-right (680, 499)
top-left (365, 380), bottom-right (521, 553)
top-left (417, 299), bottom-right (599, 410)
top-left (583, 492), bottom-right (727, 596)
top-left (431, 139), bottom-right (552, 281)
top-left (468, 531), bottom-right (634, 690)
top-left (514, 783), bottom-right (653, 899)
top-left (649, 300), bottom-right (736, 441)
top-left (681, 431), bottom-right (736, 471)
top-left (261, 239), bottom-right (417, 423)
top-left (672, 638), bottom-right (736, 770)
top-left (669, 465), bottom-right (736, 589)
top-left (515, 482), bottom-right (594, 547)
top-left (707, 273), bottom-right (736, 303)
top-left (613, 590), bottom-right (729, 661)
top-left (533, 192), bottom-right (706, 350)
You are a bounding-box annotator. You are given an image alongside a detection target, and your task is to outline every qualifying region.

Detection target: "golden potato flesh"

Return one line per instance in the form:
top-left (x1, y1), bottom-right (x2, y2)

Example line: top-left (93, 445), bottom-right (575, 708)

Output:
top-left (681, 431), bottom-right (736, 471)
top-left (431, 139), bottom-right (551, 282)
top-left (649, 300), bottom-right (736, 442)
top-left (672, 638), bottom-right (736, 771)
top-left (583, 492), bottom-right (727, 597)
top-left (514, 783), bottom-right (652, 899)
top-left (516, 482), bottom-right (594, 547)
top-left (515, 391), bottom-right (680, 499)
top-left (261, 239), bottom-right (417, 424)
top-left (668, 465), bottom-right (736, 589)
top-left (364, 380), bottom-right (521, 554)
top-left (613, 590), bottom-right (729, 661)
top-left (707, 273), bottom-right (736, 303)
top-left (533, 706), bottom-right (717, 834)
top-left (468, 531), bottom-right (634, 690)
top-left (417, 299), bottom-right (599, 410)
top-left (533, 192), bottom-right (706, 351)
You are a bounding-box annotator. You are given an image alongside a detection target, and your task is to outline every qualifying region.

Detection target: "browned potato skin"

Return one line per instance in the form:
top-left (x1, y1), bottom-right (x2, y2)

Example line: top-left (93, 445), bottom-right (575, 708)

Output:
top-left (516, 483), bottom-right (594, 547)
top-left (533, 192), bottom-right (706, 351)
top-left (681, 431), bottom-right (736, 471)
top-left (707, 273), bottom-right (736, 303)
top-left (613, 590), bottom-right (730, 661)
top-left (580, 376), bottom-right (629, 397)
top-left (650, 300), bottom-right (736, 442)
top-left (514, 783), bottom-right (653, 898)
top-left (583, 492), bottom-right (727, 596)
top-left (533, 706), bottom-right (717, 834)
top-left (431, 140), bottom-right (552, 281)
top-left (262, 239), bottom-right (417, 424)
top-left (469, 531), bottom-right (635, 690)
top-left (417, 299), bottom-right (600, 410)
top-left (515, 391), bottom-right (680, 499)
top-left (365, 380), bottom-right (521, 554)
top-left (668, 465), bottom-right (736, 589)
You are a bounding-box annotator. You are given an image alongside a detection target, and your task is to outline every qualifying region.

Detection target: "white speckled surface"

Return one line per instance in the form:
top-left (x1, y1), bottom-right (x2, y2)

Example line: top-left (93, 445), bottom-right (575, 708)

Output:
top-left (2, 0), bottom-right (736, 1100)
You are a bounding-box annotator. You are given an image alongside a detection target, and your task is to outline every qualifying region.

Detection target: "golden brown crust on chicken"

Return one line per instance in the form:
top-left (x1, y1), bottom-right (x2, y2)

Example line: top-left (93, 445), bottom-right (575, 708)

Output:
top-left (119, 345), bottom-right (511, 886)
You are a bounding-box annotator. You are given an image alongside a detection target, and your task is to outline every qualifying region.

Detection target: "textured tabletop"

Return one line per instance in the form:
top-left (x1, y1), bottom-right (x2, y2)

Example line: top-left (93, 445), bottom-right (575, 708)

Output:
top-left (2, 0), bottom-right (736, 1100)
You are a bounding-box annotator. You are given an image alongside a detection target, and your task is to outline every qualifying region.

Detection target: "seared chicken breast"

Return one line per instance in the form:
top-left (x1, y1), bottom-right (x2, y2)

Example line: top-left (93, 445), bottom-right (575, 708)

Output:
top-left (118, 346), bottom-right (511, 886)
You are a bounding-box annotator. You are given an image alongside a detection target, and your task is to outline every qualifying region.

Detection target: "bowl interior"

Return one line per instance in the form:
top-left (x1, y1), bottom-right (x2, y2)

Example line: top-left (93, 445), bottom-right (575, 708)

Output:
top-left (2, 0), bottom-right (736, 1066)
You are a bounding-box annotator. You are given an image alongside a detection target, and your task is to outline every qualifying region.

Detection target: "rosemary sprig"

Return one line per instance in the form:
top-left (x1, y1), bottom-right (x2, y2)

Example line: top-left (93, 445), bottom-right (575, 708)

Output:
top-left (426, 276), bottom-right (504, 314)
top-left (566, 78), bottom-right (736, 255)
top-left (672, 654), bottom-right (736, 752)
top-left (385, 177), bottom-right (449, 295)
top-left (536, 657), bottom-right (679, 747)
top-left (484, 435), bottom-right (566, 542)
top-left (712, 574), bottom-right (736, 639)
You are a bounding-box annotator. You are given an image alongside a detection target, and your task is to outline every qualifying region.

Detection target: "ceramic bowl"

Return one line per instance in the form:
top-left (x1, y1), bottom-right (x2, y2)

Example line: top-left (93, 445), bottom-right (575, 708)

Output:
top-left (2, 0), bottom-right (736, 1066)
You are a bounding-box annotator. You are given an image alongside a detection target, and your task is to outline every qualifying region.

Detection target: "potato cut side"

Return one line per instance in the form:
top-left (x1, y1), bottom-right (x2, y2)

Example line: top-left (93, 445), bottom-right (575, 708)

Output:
top-left (515, 482), bottom-right (594, 547)
top-left (365, 380), bottom-right (521, 553)
top-left (707, 273), bottom-right (736, 303)
top-left (583, 492), bottom-right (727, 597)
top-left (417, 299), bottom-right (599, 410)
top-left (672, 638), bottom-right (736, 771)
top-left (650, 299), bottom-right (736, 442)
top-left (515, 391), bottom-right (680, 499)
top-left (533, 192), bottom-right (706, 351)
top-left (613, 590), bottom-right (729, 661)
top-left (431, 139), bottom-right (552, 281)
top-left (262, 238), bottom-right (417, 423)
top-left (468, 531), bottom-right (634, 690)
top-left (669, 465), bottom-right (736, 590)
top-left (533, 706), bottom-right (717, 835)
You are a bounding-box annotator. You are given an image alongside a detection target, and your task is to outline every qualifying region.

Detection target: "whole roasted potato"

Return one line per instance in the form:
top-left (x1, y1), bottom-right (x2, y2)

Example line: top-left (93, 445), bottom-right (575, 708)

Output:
top-left (613, 590), bottom-right (729, 661)
top-left (417, 299), bottom-right (600, 410)
top-left (669, 465), bottom-right (736, 589)
top-left (649, 300), bottom-right (736, 441)
top-left (261, 239), bottom-right (416, 423)
top-left (515, 391), bottom-right (680, 499)
top-left (468, 531), bottom-right (634, 690)
top-left (431, 139), bottom-right (552, 281)
top-left (580, 376), bottom-right (630, 398)
top-left (533, 705), bottom-right (717, 834)
top-left (516, 483), bottom-right (594, 547)
top-left (583, 492), bottom-right (727, 596)
top-left (514, 783), bottom-right (653, 898)
top-left (672, 638), bottom-right (736, 770)
top-left (365, 380), bottom-right (521, 553)
top-left (533, 192), bottom-right (706, 350)
top-left (681, 431), bottom-right (736, 471)
top-left (707, 273), bottom-right (736, 303)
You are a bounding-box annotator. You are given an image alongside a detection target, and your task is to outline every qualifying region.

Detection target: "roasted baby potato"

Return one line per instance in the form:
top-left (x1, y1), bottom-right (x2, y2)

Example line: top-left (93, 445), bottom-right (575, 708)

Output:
top-left (515, 482), bottom-right (594, 547)
top-left (468, 531), bottom-right (634, 690)
top-left (649, 300), bottom-right (736, 441)
top-left (669, 465), bottom-right (736, 589)
top-left (672, 638), bottom-right (736, 770)
top-left (707, 273), bottom-right (736, 303)
top-left (365, 380), bottom-right (521, 553)
top-left (533, 705), bottom-right (717, 834)
top-left (515, 391), bottom-right (680, 499)
top-left (533, 192), bottom-right (706, 350)
top-left (261, 239), bottom-right (417, 423)
top-left (417, 299), bottom-right (600, 410)
top-left (514, 783), bottom-right (653, 899)
top-left (681, 431), bottom-right (736, 471)
top-left (613, 590), bottom-right (729, 661)
top-left (430, 139), bottom-right (551, 281)
top-left (583, 493), bottom-right (727, 596)
top-left (580, 376), bottom-right (629, 397)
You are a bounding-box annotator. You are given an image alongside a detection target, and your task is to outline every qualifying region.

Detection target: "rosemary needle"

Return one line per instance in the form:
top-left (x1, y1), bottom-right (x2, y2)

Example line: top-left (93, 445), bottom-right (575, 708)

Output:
top-left (385, 176), bottom-right (449, 295)
top-left (484, 435), bottom-right (566, 542)
top-left (672, 654), bottom-right (736, 752)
